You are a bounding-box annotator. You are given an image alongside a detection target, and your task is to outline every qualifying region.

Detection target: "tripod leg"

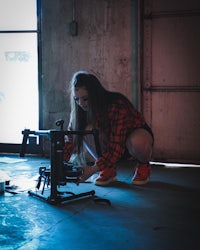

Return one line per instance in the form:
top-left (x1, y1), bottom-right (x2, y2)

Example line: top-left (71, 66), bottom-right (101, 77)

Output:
top-left (20, 130), bottom-right (30, 157)
top-left (41, 176), bottom-right (47, 195)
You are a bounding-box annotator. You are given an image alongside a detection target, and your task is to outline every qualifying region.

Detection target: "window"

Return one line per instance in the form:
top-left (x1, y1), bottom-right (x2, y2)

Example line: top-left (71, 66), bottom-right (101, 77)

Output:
top-left (0, 0), bottom-right (41, 154)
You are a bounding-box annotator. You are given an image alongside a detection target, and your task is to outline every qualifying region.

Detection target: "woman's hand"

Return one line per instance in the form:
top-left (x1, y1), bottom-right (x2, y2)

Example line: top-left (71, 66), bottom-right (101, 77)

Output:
top-left (77, 165), bottom-right (100, 183)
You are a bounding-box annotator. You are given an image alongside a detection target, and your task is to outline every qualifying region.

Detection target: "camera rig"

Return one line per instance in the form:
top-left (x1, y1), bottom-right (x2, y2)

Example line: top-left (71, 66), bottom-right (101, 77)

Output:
top-left (20, 120), bottom-right (102, 205)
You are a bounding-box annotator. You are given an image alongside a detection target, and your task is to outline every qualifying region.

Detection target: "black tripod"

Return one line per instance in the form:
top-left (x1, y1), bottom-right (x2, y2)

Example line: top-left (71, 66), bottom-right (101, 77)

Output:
top-left (20, 120), bottom-right (102, 205)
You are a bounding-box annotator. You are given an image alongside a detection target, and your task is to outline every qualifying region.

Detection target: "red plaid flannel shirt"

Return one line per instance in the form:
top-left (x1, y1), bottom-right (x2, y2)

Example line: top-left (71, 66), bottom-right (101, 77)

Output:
top-left (64, 98), bottom-right (146, 170)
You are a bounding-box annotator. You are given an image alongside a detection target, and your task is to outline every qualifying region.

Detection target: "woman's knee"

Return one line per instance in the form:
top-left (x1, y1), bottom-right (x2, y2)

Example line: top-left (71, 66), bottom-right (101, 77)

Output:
top-left (126, 128), bottom-right (153, 163)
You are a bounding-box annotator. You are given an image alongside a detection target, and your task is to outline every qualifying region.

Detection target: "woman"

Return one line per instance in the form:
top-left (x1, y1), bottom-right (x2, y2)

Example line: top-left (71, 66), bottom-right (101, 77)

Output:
top-left (64, 71), bottom-right (154, 186)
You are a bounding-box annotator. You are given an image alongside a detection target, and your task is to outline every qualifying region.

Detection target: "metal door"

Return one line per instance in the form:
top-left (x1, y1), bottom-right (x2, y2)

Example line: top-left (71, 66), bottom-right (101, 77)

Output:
top-left (141, 0), bottom-right (200, 163)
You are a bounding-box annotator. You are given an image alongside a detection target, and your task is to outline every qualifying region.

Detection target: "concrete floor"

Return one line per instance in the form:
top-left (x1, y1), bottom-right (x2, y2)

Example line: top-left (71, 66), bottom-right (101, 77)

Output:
top-left (0, 154), bottom-right (200, 250)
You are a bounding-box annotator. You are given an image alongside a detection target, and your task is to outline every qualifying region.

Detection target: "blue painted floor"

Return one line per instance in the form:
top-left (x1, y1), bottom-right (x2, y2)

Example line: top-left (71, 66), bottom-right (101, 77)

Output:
top-left (0, 154), bottom-right (200, 250)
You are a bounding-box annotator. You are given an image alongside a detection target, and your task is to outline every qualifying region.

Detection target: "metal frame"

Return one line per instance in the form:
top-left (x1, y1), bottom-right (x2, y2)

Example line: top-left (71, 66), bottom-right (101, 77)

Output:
top-left (20, 128), bottom-right (102, 205)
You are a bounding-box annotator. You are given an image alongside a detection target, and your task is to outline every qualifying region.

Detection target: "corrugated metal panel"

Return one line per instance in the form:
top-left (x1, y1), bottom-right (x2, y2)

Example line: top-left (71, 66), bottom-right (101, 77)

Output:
top-left (142, 0), bottom-right (200, 163)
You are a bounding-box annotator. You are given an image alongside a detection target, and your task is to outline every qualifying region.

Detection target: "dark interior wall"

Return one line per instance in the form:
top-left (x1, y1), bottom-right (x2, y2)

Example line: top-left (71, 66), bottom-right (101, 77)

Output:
top-left (41, 0), bottom-right (134, 133)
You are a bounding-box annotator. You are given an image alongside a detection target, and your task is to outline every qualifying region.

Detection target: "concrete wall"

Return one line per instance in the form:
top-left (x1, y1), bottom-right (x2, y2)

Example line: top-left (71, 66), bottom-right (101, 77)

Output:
top-left (41, 0), bottom-right (135, 132)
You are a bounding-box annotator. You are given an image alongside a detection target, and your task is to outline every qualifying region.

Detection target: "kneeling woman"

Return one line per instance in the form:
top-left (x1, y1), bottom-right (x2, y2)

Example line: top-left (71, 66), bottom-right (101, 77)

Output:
top-left (64, 71), bottom-right (154, 186)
